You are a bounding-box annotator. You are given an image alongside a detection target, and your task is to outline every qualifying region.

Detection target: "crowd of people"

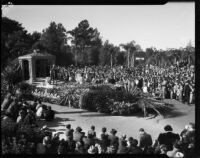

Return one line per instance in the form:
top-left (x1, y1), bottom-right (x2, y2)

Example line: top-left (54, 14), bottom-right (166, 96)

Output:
top-left (1, 95), bottom-right (55, 126)
top-left (1, 61), bottom-right (195, 156)
top-left (2, 103), bottom-right (195, 157)
top-left (50, 63), bottom-right (195, 105)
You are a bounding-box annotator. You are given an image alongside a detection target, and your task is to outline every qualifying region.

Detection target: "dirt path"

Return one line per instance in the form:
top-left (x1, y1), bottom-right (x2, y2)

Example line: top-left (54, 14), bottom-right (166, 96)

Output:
top-left (37, 99), bottom-right (195, 141)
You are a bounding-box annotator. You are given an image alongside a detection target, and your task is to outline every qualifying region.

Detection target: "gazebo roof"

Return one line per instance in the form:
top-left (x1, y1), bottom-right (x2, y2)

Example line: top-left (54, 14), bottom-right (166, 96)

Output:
top-left (18, 51), bottom-right (55, 60)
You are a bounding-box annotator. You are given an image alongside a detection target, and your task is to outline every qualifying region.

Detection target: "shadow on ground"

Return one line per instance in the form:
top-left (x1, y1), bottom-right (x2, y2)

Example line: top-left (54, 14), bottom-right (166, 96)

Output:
top-left (163, 110), bottom-right (188, 119)
top-left (56, 110), bottom-right (88, 114)
top-left (37, 117), bottom-right (75, 128)
top-left (80, 113), bottom-right (111, 117)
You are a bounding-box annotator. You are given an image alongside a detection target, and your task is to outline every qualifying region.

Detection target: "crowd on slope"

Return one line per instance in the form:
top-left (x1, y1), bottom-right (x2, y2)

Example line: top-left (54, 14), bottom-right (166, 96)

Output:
top-left (50, 63), bottom-right (195, 105)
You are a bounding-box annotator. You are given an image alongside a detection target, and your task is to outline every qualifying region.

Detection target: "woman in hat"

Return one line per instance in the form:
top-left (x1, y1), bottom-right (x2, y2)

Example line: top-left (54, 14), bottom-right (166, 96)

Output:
top-left (108, 129), bottom-right (119, 150)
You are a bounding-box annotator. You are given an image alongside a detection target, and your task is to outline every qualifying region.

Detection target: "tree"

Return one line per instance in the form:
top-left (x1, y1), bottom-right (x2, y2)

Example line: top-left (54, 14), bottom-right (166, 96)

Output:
top-left (68, 19), bottom-right (102, 66)
top-left (120, 41), bottom-right (139, 67)
top-left (99, 40), bottom-right (114, 66)
top-left (39, 22), bottom-right (71, 65)
top-left (1, 17), bottom-right (33, 69)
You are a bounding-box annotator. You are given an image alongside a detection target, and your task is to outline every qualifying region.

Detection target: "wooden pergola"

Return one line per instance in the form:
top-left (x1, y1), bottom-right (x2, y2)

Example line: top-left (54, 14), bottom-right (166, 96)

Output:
top-left (18, 50), bottom-right (55, 84)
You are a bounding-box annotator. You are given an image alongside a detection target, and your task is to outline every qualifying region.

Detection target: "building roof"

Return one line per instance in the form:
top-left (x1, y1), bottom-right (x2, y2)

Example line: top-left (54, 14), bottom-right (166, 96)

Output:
top-left (18, 51), bottom-right (55, 60)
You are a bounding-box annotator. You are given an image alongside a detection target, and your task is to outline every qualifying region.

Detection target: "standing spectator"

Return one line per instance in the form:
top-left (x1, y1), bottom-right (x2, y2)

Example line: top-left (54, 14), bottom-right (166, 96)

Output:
top-left (50, 64), bottom-right (56, 85)
top-left (65, 124), bottom-right (74, 141)
top-left (74, 126), bottom-right (84, 143)
top-left (183, 81), bottom-right (191, 105)
top-left (100, 127), bottom-right (109, 153)
top-left (88, 125), bottom-right (96, 139)
top-left (108, 129), bottom-right (119, 151)
top-left (161, 78), bottom-right (167, 99)
top-left (157, 125), bottom-right (180, 151)
top-left (138, 128), bottom-right (153, 150)
top-left (189, 83), bottom-right (194, 104)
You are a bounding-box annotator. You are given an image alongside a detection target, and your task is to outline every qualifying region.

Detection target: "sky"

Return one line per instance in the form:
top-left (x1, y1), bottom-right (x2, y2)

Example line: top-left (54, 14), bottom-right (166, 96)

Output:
top-left (3, 3), bottom-right (195, 50)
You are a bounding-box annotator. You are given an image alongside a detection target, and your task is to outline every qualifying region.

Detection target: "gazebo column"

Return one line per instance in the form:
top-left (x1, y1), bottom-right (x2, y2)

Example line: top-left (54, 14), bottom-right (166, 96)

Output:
top-left (19, 59), bottom-right (24, 80)
top-left (28, 58), bottom-right (36, 84)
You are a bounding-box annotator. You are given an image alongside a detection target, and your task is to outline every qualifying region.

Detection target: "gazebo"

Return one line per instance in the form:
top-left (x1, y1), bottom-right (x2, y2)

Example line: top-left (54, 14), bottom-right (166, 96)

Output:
top-left (18, 50), bottom-right (56, 84)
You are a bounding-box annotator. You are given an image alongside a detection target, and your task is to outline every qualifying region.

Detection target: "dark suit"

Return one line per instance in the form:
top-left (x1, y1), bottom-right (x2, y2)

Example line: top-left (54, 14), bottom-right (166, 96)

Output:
top-left (184, 84), bottom-right (191, 104)
top-left (157, 132), bottom-right (180, 151)
top-left (108, 134), bottom-right (119, 149)
top-left (139, 132), bottom-right (152, 149)
top-left (100, 133), bottom-right (109, 151)
top-left (65, 128), bottom-right (74, 141)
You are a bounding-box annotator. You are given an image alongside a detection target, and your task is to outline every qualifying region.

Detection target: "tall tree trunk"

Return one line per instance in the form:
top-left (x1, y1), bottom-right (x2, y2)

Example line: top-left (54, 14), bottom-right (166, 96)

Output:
top-left (127, 49), bottom-right (130, 68)
top-left (111, 53), bottom-right (113, 68)
top-left (75, 49), bottom-right (77, 66)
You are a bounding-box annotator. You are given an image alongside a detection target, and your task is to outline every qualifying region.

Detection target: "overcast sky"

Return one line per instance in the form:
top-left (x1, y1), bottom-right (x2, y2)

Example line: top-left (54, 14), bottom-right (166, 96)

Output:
top-left (3, 2), bottom-right (195, 50)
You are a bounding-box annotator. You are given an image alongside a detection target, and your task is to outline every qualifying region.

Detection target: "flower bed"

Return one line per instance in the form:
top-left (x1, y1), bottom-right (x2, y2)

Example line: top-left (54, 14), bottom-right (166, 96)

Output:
top-left (80, 85), bottom-right (141, 115)
top-left (31, 83), bottom-right (90, 107)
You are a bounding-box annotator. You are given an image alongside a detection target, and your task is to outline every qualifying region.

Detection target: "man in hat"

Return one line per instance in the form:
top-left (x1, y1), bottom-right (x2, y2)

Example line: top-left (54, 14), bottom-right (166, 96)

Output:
top-left (157, 125), bottom-right (180, 151)
top-left (138, 128), bottom-right (152, 150)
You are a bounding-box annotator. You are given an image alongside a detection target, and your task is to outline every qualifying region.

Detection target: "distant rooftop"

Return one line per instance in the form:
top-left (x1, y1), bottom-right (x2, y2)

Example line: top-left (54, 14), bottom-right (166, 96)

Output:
top-left (18, 50), bottom-right (55, 60)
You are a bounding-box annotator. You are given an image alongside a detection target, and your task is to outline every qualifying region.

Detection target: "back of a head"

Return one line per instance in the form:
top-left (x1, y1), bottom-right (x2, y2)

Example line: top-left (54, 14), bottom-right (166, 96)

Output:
top-left (91, 125), bottom-right (95, 130)
top-left (66, 124), bottom-right (71, 129)
top-left (102, 127), bottom-right (106, 133)
top-left (139, 128), bottom-right (145, 133)
top-left (121, 140), bottom-right (127, 147)
top-left (131, 139), bottom-right (138, 147)
top-left (88, 133), bottom-right (93, 139)
top-left (164, 125), bottom-right (173, 132)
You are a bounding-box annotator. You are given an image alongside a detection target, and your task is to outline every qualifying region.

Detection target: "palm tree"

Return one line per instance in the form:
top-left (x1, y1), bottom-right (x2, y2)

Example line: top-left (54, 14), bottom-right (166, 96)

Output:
top-left (120, 41), bottom-right (137, 68)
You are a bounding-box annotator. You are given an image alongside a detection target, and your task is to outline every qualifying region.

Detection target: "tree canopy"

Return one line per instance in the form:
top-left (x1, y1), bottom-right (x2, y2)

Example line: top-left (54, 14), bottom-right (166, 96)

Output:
top-left (1, 17), bottom-right (195, 69)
